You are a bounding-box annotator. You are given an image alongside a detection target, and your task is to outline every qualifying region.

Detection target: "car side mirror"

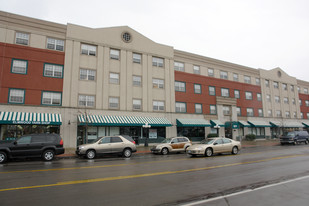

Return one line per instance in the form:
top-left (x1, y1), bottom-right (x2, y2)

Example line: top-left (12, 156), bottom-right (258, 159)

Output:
top-left (171, 141), bottom-right (175, 144)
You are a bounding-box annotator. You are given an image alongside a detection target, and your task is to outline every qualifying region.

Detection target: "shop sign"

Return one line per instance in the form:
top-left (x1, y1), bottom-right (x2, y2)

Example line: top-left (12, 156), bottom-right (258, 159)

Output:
top-left (12, 121), bottom-right (51, 125)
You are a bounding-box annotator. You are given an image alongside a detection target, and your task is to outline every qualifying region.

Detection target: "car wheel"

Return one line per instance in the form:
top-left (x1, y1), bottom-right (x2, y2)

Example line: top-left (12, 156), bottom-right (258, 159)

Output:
top-left (205, 148), bottom-right (213, 157)
top-left (86, 150), bottom-right (96, 159)
top-left (42, 150), bottom-right (55, 161)
top-left (0, 151), bottom-right (7, 164)
top-left (294, 140), bottom-right (298, 145)
top-left (161, 147), bottom-right (169, 155)
top-left (305, 140), bottom-right (308, 145)
top-left (232, 146), bottom-right (238, 155)
top-left (123, 148), bottom-right (132, 158)
top-left (185, 146), bottom-right (189, 152)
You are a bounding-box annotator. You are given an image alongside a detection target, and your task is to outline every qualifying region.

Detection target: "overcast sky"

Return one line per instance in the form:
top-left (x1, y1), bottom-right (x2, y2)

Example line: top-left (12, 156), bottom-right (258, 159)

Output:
top-left (1, 0), bottom-right (309, 81)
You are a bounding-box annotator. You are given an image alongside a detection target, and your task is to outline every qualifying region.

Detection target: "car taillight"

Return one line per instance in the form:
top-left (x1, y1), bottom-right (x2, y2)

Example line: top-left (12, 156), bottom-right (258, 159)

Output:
top-left (60, 139), bottom-right (63, 146)
top-left (132, 141), bottom-right (136, 144)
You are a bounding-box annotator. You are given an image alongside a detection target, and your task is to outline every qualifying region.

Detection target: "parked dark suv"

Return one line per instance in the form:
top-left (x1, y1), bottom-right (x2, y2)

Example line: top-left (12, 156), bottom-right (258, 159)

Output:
top-left (0, 133), bottom-right (65, 163)
top-left (280, 131), bottom-right (309, 145)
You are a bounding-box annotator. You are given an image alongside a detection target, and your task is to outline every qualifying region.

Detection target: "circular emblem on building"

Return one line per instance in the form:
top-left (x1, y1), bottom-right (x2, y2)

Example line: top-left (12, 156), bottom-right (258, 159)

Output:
top-left (277, 71), bottom-right (282, 77)
top-left (121, 32), bottom-right (132, 43)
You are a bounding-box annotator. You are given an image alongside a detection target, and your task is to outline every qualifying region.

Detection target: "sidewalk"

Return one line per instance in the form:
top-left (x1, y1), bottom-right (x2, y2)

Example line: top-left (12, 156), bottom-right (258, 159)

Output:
top-left (58, 139), bottom-right (280, 158)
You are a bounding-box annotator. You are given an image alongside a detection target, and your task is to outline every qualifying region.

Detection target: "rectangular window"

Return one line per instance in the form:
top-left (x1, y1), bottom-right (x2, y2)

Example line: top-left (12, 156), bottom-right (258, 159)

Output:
top-left (16, 32), bottom-right (29, 45)
top-left (175, 81), bottom-right (186, 92)
top-left (234, 90), bottom-right (240, 99)
top-left (110, 73), bottom-right (119, 84)
top-left (78, 95), bottom-right (95, 107)
top-left (209, 86), bottom-right (216, 96)
top-left (220, 71), bottom-right (228, 79)
top-left (80, 69), bottom-right (96, 81)
top-left (275, 96), bottom-right (280, 103)
top-left (267, 94), bottom-right (271, 102)
top-left (245, 92), bottom-right (252, 100)
top-left (208, 68), bottom-right (214, 77)
top-left (153, 101), bottom-right (165, 111)
top-left (133, 76), bottom-right (142, 86)
top-left (258, 109), bottom-right (263, 117)
top-left (244, 76), bottom-right (251, 84)
top-left (299, 100), bottom-right (302, 106)
top-left (265, 80), bottom-right (269, 87)
top-left (298, 87), bottom-right (300, 92)
top-left (47, 38), bottom-right (64, 51)
top-left (109, 97), bottom-right (119, 109)
top-left (221, 88), bottom-right (229, 97)
top-left (306, 100), bottom-right (309, 107)
top-left (194, 84), bottom-right (201, 94)
top-left (195, 103), bottom-right (202, 114)
top-left (257, 93), bottom-right (262, 101)
top-left (174, 62), bottom-right (184, 71)
top-left (255, 78), bottom-right (260, 85)
top-left (268, 110), bottom-right (272, 117)
top-left (176, 102), bottom-right (186, 113)
top-left (247, 108), bottom-right (254, 117)
top-left (294, 112), bottom-right (297, 118)
top-left (210, 105), bottom-right (216, 115)
top-left (153, 79), bottom-right (164, 89)
top-left (301, 112), bottom-right (304, 119)
top-left (110, 49), bottom-right (120, 60)
top-left (236, 107), bottom-right (241, 116)
top-left (81, 44), bottom-right (96, 56)
top-left (152, 57), bottom-right (164, 67)
top-left (305, 88), bottom-right (309, 94)
top-left (273, 81), bottom-right (279, 89)
top-left (282, 83), bottom-right (287, 91)
top-left (44, 63), bottom-right (63, 78)
top-left (9, 89), bottom-right (25, 104)
top-left (233, 73), bottom-right (239, 81)
top-left (11, 59), bottom-right (28, 74)
top-left (193, 65), bottom-right (200, 74)
top-left (133, 99), bottom-right (142, 110)
top-left (276, 110), bottom-right (282, 117)
top-left (284, 97), bottom-right (289, 104)
top-left (290, 85), bottom-right (294, 92)
top-left (292, 98), bottom-right (296, 105)
top-left (42, 91), bottom-right (61, 106)
top-left (133, 53), bottom-right (141, 64)
top-left (286, 111), bottom-right (290, 118)
top-left (223, 106), bottom-right (230, 115)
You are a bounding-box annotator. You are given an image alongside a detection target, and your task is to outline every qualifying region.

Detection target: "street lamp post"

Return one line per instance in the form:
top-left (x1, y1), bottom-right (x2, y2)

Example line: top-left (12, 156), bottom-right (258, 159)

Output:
top-left (143, 122), bottom-right (151, 147)
top-left (214, 124), bottom-right (220, 137)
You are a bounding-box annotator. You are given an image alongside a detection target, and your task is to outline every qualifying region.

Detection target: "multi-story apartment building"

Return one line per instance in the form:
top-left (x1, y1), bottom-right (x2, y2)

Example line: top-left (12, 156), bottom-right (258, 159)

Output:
top-left (1, 11), bottom-right (309, 148)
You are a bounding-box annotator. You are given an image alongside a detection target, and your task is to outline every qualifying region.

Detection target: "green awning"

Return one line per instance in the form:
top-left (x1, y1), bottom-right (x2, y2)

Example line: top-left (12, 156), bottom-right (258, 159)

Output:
top-left (270, 121), bottom-right (283, 127)
top-left (0, 111), bottom-right (62, 125)
top-left (248, 120), bottom-right (271, 127)
top-left (238, 121), bottom-right (251, 127)
top-left (210, 120), bottom-right (225, 127)
top-left (225, 121), bottom-right (240, 129)
top-left (282, 122), bottom-right (304, 128)
top-left (302, 121), bottom-right (309, 127)
top-left (78, 115), bottom-right (172, 127)
top-left (176, 119), bottom-right (211, 127)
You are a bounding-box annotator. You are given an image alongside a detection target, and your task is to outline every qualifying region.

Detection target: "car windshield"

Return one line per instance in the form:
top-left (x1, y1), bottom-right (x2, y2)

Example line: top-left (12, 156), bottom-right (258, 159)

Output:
top-left (200, 139), bottom-right (216, 145)
top-left (287, 132), bottom-right (296, 137)
top-left (161, 138), bottom-right (172, 143)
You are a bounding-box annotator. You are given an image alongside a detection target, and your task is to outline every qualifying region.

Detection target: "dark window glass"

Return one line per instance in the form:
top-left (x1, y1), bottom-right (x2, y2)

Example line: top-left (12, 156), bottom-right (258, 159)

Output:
top-left (31, 136), bottom-right (46, 143)
top-left (100, 137), bottom-right (111, 144)
top-left (112, 136), bottom-right (123, 143)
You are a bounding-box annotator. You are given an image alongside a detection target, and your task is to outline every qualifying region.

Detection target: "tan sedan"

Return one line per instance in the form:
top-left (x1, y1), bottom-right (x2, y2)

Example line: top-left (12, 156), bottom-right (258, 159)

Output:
top-left (151, 137), bottom-right (192, 155)
top-left (186, 137), bottom-right (241, 157)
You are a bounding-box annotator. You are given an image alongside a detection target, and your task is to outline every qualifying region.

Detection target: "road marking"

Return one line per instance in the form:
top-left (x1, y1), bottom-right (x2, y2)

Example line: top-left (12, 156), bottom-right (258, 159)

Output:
top-left (0, 151), bottom-right (264, 174)
top-left (181, 174), bottom-right (309, 206)
top-left (0, 154), bottom-right (304, 192)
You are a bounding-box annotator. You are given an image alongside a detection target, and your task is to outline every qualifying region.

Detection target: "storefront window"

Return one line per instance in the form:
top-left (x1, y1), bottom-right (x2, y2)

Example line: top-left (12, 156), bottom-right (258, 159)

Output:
top-left (0, 125), bottom-right (60, 141)
top-left (177, 127), bottom-right (205, 142)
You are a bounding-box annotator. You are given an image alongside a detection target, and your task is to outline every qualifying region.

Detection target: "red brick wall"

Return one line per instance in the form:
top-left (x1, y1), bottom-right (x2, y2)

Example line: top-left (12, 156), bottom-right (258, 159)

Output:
top-left (175, 71), bottom-right (263, 116)
top-left (299, 93), bottom-right (309, 119)
top-left (0, 43), bottom-right (64, 105)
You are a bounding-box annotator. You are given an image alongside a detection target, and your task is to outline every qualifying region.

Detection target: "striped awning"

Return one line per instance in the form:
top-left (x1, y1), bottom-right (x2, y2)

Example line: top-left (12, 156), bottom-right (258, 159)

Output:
top-left (270, 121), bottom-right (283, 127)
top-left (0, 111), bottom-right (62, 125)
top-left (176, 119), bottom-right (211, 127)
top-left (238, 121), bottom-right (251, 127)
top-left (302, 121), bottom-right (309, 127)
top-left (248, 120), bottom-right (271, 127)
top-left (78, 115), bottom-right (172, 127)
top-left (210, 120), bottom-right (225, 127)
top-left (282, 121), bottom-right (304, 128)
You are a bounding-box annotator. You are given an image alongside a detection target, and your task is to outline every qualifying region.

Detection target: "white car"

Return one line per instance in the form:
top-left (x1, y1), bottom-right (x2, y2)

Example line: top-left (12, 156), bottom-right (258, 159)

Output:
top-left (187, 137), bottom-right (241, 157)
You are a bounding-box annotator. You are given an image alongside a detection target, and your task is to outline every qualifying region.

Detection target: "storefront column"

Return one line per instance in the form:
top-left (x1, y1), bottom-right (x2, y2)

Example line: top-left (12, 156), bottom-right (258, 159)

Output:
top-left (265, 127), bottom-right (271, 139)
top-left (166, 125), bottom-right (177, 138)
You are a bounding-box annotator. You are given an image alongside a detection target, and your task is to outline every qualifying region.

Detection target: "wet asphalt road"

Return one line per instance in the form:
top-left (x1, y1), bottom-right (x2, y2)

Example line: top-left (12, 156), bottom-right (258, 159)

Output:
top-left (1, 145), bottom-right (309, 206)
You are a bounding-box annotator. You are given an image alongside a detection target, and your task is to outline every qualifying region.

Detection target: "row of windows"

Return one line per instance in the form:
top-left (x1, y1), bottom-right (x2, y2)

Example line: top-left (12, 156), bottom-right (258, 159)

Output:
top-left (11, 59), bottom-right (63, 78)
top-left (175, 82), bottom-right (261, 100)
top-left (15, 32), bottom-right (64, 51)
top-left (8, 89), bottom-right (61, 105)
top-left (265, 80), bottom-right (308, 94)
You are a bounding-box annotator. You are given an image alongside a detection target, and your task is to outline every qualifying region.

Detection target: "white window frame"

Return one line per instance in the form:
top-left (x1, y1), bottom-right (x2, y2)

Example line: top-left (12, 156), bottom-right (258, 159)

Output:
top-left (273, 82), bottom-right (279, 89)
top-left (110, 73), bottom-right (119, 84)
top-left (236, 107), bottom-right (241, 116)
top-left (42, 91), bottom-right (61, 106)
top-left (176, 102), bottom-right (186, 113)
top-left (9, 89), bottom-right (25, 104)
top-left (133, 99), bottom-right (142, 110)
top-left (265, 80), bottom-right (270, 87)
top-left (133, 53), bottom-right (141, 64)
top-left (244, 76), bottom-right (251, 84)
top-left (258, 109), bottom-right (263, 117)
top-left (286, 111), bottom-right (290, 118)
top-left (174, 62), bottom-right (184, 71)
top-left (247, 108), bottom-right (254, 117)
top-left (223, 106), bottom-right (231, 115)
top-left (175, 81), bottom-right (186, 92)
top-left (284, 97), bottom-right (289, 104)
top-left (152, 57), bottom-right (164, 67)
top-left (194, 84), bottom-right (201, 94)
top-left (255, 78), bottom-right (260, 85)
top-left (208, 68), bottom-right (214, 77)
top-left (245, 92), bottom-right (252, 100)
top-left (16, 32), bottom-right (29, 45)
top-left (306, 100), bottom-right (309, 107)
top-left (81, 44), bottom-right (96, 56)
top-left (233, 73), bottom-right (239, 81)
top-left (47, 38), bottom-right (64, 51)
top-left (268, 110), bottom-right (272, 117)
top-left (153, 101), bottom-right (165, 111)
top-left (109, 97), bottom-right (119, 109)
top-left (133, 75), bottom-right (142, 86)
top-left (80, 69), bottom-right (96, 81)
top-left (282, 83), bottom-right (287, 91)
top-left (153, 79), bottom-right (164, 89)
top-left (257, 93), bottom-right (262, 101)
top-left (110, 49), bottom-right (120, 60)
top-left (305, 88), bottom-right (309, 94)
top-left (220, 71), bottom-right (228, 79)
top-left (193, 65), bottom-right (200, 74)
top-left (275, 96), bottom-right (280, 103)
top-left (221, 88), bottom-right (229, 97)
top-left (234, 90), bottom-right (240, 99)
top-left (44, 64), bottom-right (63, 78)
top-left (276, 110), bottom-right (282, 117)
top-left (12, 59), bottom-right (27, 74)
top-left (195, 103), bottom-right (202, 114)
top-left (78, 95), bottom-right (95, 107)
top-left (210, 105), bottom-right (216, 115)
